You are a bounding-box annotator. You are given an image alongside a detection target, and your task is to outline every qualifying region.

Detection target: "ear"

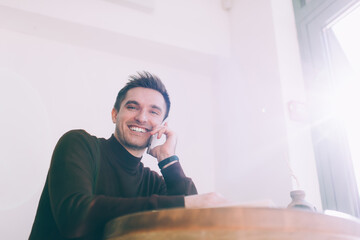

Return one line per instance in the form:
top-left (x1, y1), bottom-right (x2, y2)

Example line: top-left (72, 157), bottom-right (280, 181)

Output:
top-left (111, 108), bottom-right (118, 123)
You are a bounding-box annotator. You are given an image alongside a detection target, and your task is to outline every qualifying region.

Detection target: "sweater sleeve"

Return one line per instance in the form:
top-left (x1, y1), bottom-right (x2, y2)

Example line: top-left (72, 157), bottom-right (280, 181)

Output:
top-left (47, 130), bottom-right (185, 239)
top-left (160, 161), bottom-right (198, 196)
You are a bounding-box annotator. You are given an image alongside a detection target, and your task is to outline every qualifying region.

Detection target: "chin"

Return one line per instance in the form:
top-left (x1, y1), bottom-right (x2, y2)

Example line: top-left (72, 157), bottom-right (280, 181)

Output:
top-left (126, 139), bottom-right (149, 150)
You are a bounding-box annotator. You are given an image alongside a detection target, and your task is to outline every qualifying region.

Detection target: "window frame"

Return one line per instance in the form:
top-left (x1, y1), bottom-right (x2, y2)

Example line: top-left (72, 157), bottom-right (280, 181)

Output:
top-left (293, 0), bottom-right (360, 217)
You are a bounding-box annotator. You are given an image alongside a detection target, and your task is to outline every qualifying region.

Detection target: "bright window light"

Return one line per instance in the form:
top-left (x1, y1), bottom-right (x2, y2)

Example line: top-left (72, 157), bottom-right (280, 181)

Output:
top-left (332, 4), bottom-right (360, 196)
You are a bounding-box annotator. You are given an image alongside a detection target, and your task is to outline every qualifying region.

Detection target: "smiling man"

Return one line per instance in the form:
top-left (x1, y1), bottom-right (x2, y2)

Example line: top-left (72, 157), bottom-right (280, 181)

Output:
top-left (112, 86), bottom-right (174, 160)
top-left (29, 72), bottom-right (200, 240)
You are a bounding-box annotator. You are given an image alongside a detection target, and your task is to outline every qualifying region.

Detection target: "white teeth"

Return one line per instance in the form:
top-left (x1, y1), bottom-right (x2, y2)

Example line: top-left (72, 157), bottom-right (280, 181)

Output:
top-left (130, 127), bottom-right (146, 133)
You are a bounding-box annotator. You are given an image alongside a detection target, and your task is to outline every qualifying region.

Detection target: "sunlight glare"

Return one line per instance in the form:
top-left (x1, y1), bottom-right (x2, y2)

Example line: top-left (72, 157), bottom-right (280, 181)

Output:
top-left (332, 4), bottom-right (360, 195)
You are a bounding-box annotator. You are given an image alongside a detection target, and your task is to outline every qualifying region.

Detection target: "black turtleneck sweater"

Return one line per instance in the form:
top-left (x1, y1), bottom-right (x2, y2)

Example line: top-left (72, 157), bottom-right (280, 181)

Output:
top-left (29, 130), bottom-right (197, 240)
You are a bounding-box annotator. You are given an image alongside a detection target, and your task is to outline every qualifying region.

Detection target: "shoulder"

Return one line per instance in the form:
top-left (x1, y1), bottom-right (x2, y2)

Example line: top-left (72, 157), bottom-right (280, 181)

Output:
top-left (56, 129), bottom-right (100, 152)
top-left (61, 129), bottom-right (93, 139)
top-left (59, 129), bottom-right (98, 142)
top-left (52, 130), bottom-right (102, 167)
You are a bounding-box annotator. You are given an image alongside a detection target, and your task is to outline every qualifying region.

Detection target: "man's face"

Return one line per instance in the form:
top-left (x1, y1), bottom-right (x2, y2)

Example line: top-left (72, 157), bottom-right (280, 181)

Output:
top-left (112, 87), bottom-right (166, 155)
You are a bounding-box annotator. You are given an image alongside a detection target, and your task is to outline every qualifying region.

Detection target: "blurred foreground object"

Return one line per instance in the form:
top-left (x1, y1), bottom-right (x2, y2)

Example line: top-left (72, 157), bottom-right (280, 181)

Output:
top-left (103, 206), bottom-right (360, 239)
top-left (287, 190), bottom-right (317, 212)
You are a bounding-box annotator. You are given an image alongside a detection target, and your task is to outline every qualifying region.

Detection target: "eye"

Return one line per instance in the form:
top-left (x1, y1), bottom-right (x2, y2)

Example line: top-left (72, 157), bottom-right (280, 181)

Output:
top-left (150, 110), bottom-right (160, 115)
top-left (126, 105), bottom-right (137, 110)
top-left (149, 108), bottom-right (162, 116)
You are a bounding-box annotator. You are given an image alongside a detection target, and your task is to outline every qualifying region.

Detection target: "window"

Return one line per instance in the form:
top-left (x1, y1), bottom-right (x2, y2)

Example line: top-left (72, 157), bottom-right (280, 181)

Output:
top-left (330, 4), bottom-right (360, 197)
top-left (293, 0), bottom-right (360, 217)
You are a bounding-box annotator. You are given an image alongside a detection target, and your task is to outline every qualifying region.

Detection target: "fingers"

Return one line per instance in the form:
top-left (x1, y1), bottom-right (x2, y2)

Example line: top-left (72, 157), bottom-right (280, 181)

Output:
top-left (150, 122), bottom-right (172, 139)
top-left (149, 124), bottom-right (162, 136)
top-left (156, 122), bottom-right (167, 139)
top-left (148, 123), bottom-right (177, 161)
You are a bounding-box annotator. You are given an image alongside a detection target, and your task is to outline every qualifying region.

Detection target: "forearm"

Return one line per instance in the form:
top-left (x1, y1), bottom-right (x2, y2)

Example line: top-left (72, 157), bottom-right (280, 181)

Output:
top-left (52, 193), bottom-right (185, 238)
top-left (161, 161), bottom-right (197, 196)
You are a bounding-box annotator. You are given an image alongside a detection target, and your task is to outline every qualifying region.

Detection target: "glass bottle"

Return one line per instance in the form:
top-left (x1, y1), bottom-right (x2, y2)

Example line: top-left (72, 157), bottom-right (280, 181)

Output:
top-left (287, 190), bottom-right (317, 212)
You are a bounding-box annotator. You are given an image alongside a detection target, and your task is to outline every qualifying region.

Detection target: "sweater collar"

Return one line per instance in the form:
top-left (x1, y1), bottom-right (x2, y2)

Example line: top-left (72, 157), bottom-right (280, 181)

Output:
top-left (107, 134), bottom-right (142, 170)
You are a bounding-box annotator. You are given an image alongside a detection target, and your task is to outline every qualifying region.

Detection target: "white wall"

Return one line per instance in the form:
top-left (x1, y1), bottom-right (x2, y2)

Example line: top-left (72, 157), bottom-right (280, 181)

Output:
top-left (213, 0), bottom-right (321, 208)
top-left (0, 0), bottom-right (320, 239)
top-left (215, 0), bottom-right (291, 206)
top-left (0, 0), bottom-right (230, 56)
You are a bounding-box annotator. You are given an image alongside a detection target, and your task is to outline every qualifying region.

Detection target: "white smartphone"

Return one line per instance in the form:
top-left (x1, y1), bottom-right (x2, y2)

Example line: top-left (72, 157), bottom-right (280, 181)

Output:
top-left (147, 118), bottom-right (168, 154)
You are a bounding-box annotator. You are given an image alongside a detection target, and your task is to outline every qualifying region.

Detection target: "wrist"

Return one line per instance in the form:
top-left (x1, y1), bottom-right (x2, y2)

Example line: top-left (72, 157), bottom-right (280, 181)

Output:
top-left (161, 160), bottom-right (178, 169)
top-left (158, 155), bottom-right (179, 170)
top-left (157, 153), bottom-right (174, 162)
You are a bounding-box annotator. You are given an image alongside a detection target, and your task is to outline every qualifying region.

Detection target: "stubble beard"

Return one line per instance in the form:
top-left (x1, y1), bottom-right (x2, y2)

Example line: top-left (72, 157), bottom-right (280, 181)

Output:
top-left (115, 126), bottom-right (150, 151)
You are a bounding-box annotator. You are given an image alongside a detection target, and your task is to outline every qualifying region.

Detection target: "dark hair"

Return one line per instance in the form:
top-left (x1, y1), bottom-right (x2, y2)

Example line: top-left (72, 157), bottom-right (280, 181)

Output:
top-left (114, 71), bottom-right (171, 120)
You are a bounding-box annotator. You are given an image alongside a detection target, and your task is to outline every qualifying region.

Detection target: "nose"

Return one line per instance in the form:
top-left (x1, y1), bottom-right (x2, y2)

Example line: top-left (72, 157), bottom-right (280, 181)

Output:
top-left (134, 109), bottom-right (148, 123)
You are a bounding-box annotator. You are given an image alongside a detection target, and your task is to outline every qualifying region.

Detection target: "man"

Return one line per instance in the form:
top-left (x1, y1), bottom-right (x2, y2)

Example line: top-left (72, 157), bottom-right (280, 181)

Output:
top-left (29, 72), bottom-right (225, 240)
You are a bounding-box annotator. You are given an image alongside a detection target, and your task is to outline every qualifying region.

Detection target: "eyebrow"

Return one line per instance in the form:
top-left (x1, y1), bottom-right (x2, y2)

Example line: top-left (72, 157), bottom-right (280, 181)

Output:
top-left (150, 104), bottom-right (163, 113)
top-left (125, 100), bottom-right (140, 106)
top-left (125, 100), bottom-right (163, 113)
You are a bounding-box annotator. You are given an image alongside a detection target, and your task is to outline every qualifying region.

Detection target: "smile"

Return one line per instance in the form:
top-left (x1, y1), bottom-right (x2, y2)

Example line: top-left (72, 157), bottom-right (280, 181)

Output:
top-left (129, 126), bottom-right (148, 133)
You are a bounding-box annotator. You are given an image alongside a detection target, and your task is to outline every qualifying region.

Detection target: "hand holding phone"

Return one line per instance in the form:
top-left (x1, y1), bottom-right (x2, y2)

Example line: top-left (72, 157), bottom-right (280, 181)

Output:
top-left (146, 119), bottom-right (177, 162)
top-left (146, 133), bottom-right (166, 154)
top-left (147, 118), bottom-right (167, 154)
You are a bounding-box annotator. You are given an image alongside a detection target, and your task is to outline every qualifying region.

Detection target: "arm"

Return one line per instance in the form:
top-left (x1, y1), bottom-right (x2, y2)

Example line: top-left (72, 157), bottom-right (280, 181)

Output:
top-left (48, 130), bottom-right (185, 238)
top-left (146, 124), bottom-right (229, 208)
top-left (148, 123), bottom-right (197, 196)
top-left (161, 161), bottom-right (197, 196)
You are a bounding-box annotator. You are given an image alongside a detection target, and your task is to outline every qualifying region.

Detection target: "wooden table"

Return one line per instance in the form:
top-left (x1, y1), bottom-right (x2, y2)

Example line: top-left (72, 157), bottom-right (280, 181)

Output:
top-left (103, 207), bottom-right (360, 239)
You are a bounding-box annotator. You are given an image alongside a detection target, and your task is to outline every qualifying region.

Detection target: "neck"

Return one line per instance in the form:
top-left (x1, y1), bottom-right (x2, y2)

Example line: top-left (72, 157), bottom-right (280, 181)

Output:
top-left (124, 147), bottom-right (144, 158)
top-left (113, 134), bottom-right (145, 158)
